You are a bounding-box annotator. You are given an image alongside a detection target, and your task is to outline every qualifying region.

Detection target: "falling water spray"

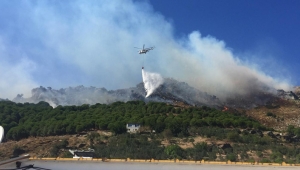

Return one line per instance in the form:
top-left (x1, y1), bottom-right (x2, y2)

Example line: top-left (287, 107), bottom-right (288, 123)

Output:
top-left (142, 68), bottom-right (164, 97)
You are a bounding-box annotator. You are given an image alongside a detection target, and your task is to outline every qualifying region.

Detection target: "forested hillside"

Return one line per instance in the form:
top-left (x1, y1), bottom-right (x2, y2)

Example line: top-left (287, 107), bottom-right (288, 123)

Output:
top-left (0, 100), bottom-right (264, 140)
top-left (2, 100), bottom-right (300, 163)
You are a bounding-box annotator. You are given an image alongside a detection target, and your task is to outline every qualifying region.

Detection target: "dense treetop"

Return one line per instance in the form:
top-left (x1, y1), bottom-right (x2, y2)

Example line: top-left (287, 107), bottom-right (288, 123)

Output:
top-left (0, 100), bottom-right (265, 140)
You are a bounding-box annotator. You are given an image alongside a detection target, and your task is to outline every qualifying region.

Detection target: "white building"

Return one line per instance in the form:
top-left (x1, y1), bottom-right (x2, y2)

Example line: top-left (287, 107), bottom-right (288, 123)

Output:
top-left (126, 123), bottom-right (141, 133)
top-left (69, 148), bottom-right (94, 159)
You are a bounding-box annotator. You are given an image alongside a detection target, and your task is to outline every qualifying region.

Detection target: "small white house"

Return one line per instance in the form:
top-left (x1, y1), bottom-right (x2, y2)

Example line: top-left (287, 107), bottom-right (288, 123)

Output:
top-left (126, 123), bottom-right (141, 133)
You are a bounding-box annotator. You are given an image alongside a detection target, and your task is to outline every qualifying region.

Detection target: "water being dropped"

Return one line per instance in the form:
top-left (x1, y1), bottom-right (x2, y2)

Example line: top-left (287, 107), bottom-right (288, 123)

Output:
top-left (142, 69), bottom-right (164, 97)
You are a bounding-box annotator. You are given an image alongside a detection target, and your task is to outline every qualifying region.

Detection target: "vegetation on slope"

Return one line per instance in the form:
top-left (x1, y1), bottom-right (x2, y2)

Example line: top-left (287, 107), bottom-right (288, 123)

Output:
top-left (1, 100), bottom-right (300, 163)
top-left (0, 100), bottom-right (264, 140)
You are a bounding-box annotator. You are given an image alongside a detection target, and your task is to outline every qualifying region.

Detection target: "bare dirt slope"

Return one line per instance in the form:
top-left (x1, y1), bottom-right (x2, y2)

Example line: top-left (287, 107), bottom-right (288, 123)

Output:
top-left (0, 131), bottom-right (112, 160)
top-left (244, 99), bottom-right (300, 131)
top-left (0, 135), bottom-right (78, 160)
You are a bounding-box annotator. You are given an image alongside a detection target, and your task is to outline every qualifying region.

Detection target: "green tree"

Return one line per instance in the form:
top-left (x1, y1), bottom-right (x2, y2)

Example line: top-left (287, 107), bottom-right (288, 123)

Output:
top-left (164, 144), bottom-right (184, 160)
top-left (192, 142), bottom-right (208, 160)
top-left (108, 122), bottom-right (126, 134)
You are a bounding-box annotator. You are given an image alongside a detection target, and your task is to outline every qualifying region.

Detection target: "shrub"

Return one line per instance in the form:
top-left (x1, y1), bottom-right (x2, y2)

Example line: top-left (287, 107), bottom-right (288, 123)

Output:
top-left (164, 144), bottom-right (184, 160)
top-left (266, 112), bottom-right (276, 118)
top-left (12, 146), bottom-right (25, 157)
top-left (226, 153), bottom-right (237, 162)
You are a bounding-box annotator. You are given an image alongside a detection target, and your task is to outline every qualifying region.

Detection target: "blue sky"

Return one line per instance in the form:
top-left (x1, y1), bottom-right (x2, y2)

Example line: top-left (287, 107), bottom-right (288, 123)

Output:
top-left (151, 0), bottom-right (300, 79)
top-left (0, 0), bottom-right (297, 99)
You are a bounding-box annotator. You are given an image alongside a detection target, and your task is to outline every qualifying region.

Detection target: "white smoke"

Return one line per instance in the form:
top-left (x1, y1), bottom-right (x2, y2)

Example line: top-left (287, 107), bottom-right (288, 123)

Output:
top-left (142, 69), bottom-right (164, 97)
top-left (0, 38), bottom-right (38, 99)
top-left (0, 1), bottom-right (294, 100)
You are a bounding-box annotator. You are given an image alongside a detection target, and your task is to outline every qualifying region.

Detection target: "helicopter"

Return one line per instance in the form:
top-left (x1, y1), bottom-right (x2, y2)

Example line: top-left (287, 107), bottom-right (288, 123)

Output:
top-left (134, 44), bottom-right (154, 54)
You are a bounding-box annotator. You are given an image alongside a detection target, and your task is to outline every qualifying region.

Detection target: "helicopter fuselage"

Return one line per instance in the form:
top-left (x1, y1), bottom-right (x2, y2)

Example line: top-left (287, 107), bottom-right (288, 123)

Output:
top-left (139, 50), bottom-right (148, 54)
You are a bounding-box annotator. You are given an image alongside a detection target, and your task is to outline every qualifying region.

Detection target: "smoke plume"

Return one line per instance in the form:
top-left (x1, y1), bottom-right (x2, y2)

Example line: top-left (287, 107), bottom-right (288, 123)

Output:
top-left (0, 0), bottom-right (293, 100)
top-left (142, 69), bottom-right (164, 97)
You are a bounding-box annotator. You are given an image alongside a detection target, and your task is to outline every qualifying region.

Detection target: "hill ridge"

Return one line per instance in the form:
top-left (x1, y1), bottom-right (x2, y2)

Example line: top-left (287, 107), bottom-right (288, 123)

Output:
top-left (11, 78), bottom-right (300, 109)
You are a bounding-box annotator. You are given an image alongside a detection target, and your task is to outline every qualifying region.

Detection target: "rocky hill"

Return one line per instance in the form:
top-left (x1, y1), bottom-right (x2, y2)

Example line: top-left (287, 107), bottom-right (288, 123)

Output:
top-left (244, 98), bottom-right (300, 131)
top-left (12, 78), bottom-right (299, 109)
top-left (11, 78), bottom-right (222, 108)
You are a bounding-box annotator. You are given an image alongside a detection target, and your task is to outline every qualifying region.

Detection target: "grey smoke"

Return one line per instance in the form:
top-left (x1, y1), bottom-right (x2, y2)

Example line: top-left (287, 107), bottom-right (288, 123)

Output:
top-left (13, 79), bottom-right (223, 108)
top-left (0, 1), bottom-right (292, 100)
top-left (13, 77), bottom-right (283, 109)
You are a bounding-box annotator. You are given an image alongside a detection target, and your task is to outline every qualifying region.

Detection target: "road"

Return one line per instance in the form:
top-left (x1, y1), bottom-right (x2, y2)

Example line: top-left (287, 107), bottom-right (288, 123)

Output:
top-left (22, 161), bottom-right (299, 170)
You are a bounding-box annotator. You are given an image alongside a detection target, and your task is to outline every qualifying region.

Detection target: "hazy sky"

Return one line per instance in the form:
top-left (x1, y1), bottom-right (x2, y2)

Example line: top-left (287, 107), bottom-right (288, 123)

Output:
top-left (0, 0), bottom-right (297, 99)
